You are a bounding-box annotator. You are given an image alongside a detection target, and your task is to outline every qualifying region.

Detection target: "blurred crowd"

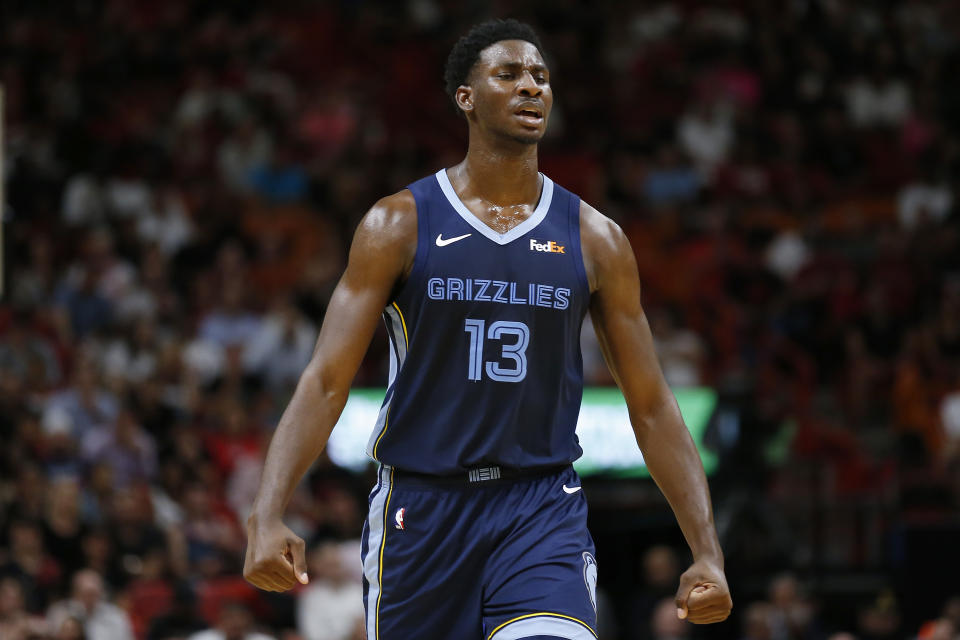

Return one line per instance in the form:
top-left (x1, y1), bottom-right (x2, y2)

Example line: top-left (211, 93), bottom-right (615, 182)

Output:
top-left (602, 545), bottom-right (960, 640)
top-left (2, 0), bottom-right (960, 638)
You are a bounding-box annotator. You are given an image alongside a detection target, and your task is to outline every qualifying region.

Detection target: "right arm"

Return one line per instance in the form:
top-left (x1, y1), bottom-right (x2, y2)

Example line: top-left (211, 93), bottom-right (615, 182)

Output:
top-left (243, 191), bottom-right (417, 592)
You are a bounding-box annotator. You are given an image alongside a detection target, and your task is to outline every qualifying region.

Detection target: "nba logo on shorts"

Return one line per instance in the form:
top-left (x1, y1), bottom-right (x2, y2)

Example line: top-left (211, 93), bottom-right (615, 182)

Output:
top-left (395, 507), bottom-right (406, 530)
top-left (582, 552), bottom-right (598, 613)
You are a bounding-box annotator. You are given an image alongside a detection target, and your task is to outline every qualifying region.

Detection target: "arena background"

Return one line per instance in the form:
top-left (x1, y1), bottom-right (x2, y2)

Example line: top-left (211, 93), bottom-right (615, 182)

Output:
top-left (2, 1), bottom-right (960, 639)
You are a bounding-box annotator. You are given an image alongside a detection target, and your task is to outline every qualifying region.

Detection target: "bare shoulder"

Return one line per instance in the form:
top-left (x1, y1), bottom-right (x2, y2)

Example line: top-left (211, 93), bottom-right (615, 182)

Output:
top-left (346, 188), bottom-right (419, 284)
top-left (355, 189), bottom-right (418, 248)
top-left (579, 200), bottom-right (634, 292)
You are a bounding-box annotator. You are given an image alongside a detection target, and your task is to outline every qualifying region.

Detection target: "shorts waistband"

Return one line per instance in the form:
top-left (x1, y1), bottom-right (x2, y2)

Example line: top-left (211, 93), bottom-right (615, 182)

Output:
top-left (387, 463), bottom-right (571, 488)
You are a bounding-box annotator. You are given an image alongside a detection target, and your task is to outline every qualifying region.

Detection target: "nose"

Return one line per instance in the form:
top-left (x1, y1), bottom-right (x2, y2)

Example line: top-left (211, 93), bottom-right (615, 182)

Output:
top-left (517, 70), bottom-right (542, 97)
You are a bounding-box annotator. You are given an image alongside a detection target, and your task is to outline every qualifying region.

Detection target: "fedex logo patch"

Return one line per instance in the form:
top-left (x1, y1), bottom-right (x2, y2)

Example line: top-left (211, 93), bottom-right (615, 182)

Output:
top-left (530, 239), bottom-right (565, 254)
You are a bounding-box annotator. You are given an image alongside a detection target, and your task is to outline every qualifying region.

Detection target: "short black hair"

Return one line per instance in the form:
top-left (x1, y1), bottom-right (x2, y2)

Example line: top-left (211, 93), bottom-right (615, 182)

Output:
top-left (444, 19), bottom-right (545, 109)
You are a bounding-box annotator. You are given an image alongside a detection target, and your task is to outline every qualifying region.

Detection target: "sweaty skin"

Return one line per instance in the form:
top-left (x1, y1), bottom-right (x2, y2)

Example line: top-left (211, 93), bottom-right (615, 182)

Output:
top-left (243, 38), bottom-right (732, 625)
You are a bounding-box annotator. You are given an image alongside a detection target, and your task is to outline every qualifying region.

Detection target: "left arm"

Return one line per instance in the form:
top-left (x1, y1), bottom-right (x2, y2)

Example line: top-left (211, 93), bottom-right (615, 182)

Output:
top-left (581, 201), bottom-right (732, 624)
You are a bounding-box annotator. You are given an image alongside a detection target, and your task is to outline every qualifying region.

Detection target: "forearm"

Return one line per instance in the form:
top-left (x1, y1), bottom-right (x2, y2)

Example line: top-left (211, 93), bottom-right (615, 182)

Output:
top-left (249, 366), bottom-right (347, 522)
top-left (631, 388), bottom-right (723, 564)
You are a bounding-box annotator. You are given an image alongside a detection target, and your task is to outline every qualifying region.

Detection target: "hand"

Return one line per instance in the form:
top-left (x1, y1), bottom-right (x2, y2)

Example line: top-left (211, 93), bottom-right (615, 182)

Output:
top-left (243, 516), bottom-right (309, 592)
top-left (674, 559), bottom-right (732, 624)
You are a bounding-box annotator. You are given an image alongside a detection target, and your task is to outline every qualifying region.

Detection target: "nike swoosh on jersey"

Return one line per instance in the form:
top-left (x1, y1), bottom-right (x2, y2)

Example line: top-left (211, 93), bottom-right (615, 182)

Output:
top-left (562, 484), bottom-right (582, 494)
top-left (435, 233), bottom-right (472, 247)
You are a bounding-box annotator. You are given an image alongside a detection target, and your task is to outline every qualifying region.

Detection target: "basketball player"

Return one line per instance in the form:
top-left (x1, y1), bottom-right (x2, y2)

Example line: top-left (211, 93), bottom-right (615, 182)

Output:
top-left (244, 19), bottom-right (732, 640)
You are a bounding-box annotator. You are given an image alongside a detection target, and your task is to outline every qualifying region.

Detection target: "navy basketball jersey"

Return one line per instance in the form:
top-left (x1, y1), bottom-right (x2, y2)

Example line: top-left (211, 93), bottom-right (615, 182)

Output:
top-left (365, 169), bottom-right (591, 474)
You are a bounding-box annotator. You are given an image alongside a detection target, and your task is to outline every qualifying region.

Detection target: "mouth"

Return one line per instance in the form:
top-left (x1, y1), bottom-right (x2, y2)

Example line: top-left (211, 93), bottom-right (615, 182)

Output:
top-left (514, 107), bottom-right (544, 125)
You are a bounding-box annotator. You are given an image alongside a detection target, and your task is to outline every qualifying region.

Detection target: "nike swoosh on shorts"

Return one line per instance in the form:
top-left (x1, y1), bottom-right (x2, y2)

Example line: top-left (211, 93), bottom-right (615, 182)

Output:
top-left (562, 484), bottom-right (582, 494)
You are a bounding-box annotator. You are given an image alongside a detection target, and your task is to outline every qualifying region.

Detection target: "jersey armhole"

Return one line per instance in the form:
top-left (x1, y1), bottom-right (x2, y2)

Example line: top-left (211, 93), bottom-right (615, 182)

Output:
top-left (391, 185), bottom-right (430, 305)
top-left (568, 195), bottom-right (590, 297)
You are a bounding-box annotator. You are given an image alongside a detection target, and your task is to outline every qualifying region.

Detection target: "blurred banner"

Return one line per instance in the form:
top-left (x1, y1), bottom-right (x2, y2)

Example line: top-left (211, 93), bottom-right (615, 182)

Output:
top-left (327, 387), bottom-right (718, 476)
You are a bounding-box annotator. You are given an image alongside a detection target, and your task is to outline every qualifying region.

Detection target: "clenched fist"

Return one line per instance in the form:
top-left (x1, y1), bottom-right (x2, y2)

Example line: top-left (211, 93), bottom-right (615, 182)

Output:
top-left (675, 558), bottom-right (733, 624)
top-left (244, 515), bottom-right (309, 592)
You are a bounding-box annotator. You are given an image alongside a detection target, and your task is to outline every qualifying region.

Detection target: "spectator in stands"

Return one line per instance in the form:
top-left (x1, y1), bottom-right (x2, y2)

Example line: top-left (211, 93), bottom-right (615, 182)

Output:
top-left (218, 118), bottom-right (274, 194)
top-left (650, 308), bottom-right (707, 387)
top-left (856, 591), bottom-right (901, 640)
top-left (676, 99), bottom-right (735, 179)
top-left (46, 569), bottom-right (134, 640)
top-left (180, 481), bottom-right (245, 577)
top-left (77, 529), bottom-right (112, 592)
top-left (43, 359), bottom-right (118, 443)
top-left (41, 408), bottom-right (84, 479)
top-left (51, 614), bottom-right (86, 640)
top-left (74, 227), bottom-right (138, 308)
top-left (106, 487), bottom-right (172, 588)
top-left (0, 519), bottom-right (59, 614)
top-left (296, 541), bottom-right (364, 640)
top-left (846, 284), bottom-right (907, 425)
top-left (767, 573), bottom-right (817, 640)
top-left (136, 181), bottom-right (195, 257)
top-left (941, 596), bottom-right (960, 634)
top-left (10, 236), bottom-right (59, 309)
top-left (844, 45), bottom-right (912, 129)
top-left (101, 316), bottom-right (160, 386)
top-left (41, 477), bottom-right (87, 582)
top-left (0, 305), bottom-right (62, 391)
top-left (197, 278), bottom-right (262, 352)
top-left (146, 582), bottom-right (206, 640)
top-left (897, 157), bottom-right (953, 231)
top-left (741, 602), bottom-right (773, 640)
top-left (188, 601), bottom-right (274, 640)
top-left (642, 143), bottom-right (701, 207)
top-left (650, 597), bottom-right (690, 640)
top-left (242, 296), bottom-right (317, 392)
top-left (247, 143), bottom-right (309, 204)
top-left (625, 545), bottom-right (682, 640)
top-left (916, 618), bottom-right (955, 640)
top-left (52, 266), bottom-right (113, 340)
top-left (0, 577), bottom-right (50, 640)
top-left (81, 408), bottom-right (158, 487)
top-left (62, 166), bottom-right (108, 228)
top-left (124, 546), bottom-right (176, 639)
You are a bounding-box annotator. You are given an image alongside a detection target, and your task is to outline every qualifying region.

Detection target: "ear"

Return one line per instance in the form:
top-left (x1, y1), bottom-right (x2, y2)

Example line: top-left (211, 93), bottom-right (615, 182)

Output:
top-left (455, 86), bottom-right (474, 115)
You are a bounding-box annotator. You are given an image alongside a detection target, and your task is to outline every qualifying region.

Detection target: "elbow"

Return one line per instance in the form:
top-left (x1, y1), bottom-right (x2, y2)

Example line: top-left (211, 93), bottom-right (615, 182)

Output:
top-left (627, 389), bottom-right (680, 446)
top-left (300, 362), bottom-right (350, 410)
top-left (628, 408), bottom-right (658, 447)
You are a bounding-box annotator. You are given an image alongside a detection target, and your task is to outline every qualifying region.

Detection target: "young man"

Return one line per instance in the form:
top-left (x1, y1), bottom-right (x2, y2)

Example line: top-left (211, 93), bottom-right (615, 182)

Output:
top-left (244, 19), bottom-right (732, 640)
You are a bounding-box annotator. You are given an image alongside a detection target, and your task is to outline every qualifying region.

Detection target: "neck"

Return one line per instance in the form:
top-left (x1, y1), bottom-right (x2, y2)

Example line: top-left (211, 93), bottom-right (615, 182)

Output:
top-left (453, 135), bottom-right (541, 206)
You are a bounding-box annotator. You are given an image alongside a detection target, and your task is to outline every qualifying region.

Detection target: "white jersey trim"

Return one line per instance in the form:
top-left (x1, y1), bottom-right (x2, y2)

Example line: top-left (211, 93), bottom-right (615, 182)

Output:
top-left (488, 614), bottom-right (597, 640)
top-left (362, 465), bottom-right (394, 640)
top-left (435, 169), bottom-right (554, 246)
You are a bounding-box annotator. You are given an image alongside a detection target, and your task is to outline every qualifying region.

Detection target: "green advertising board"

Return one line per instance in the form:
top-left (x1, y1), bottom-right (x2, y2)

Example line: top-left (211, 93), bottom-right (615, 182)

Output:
top-left (325, 387), bottom-right (717, 477)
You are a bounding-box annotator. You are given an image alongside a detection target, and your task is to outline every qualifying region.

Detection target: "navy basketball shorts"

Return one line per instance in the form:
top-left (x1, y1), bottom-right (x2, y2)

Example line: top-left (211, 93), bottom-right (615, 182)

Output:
top-left (360, 464), bottom-right (599, 640)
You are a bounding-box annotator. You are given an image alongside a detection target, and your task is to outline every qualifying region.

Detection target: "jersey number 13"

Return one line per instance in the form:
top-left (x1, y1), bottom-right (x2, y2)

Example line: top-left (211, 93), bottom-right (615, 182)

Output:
top-left (463, 319), bottom-right (530, 382)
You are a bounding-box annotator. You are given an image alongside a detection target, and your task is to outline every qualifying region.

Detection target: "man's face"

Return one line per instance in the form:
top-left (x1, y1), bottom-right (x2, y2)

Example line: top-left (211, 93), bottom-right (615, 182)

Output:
top-left (220, 604), bottom-right (252, 638)
top-left (73, 572), bottom-right (103, 611)
top-left (461, 39), bottom-right (552, 145)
